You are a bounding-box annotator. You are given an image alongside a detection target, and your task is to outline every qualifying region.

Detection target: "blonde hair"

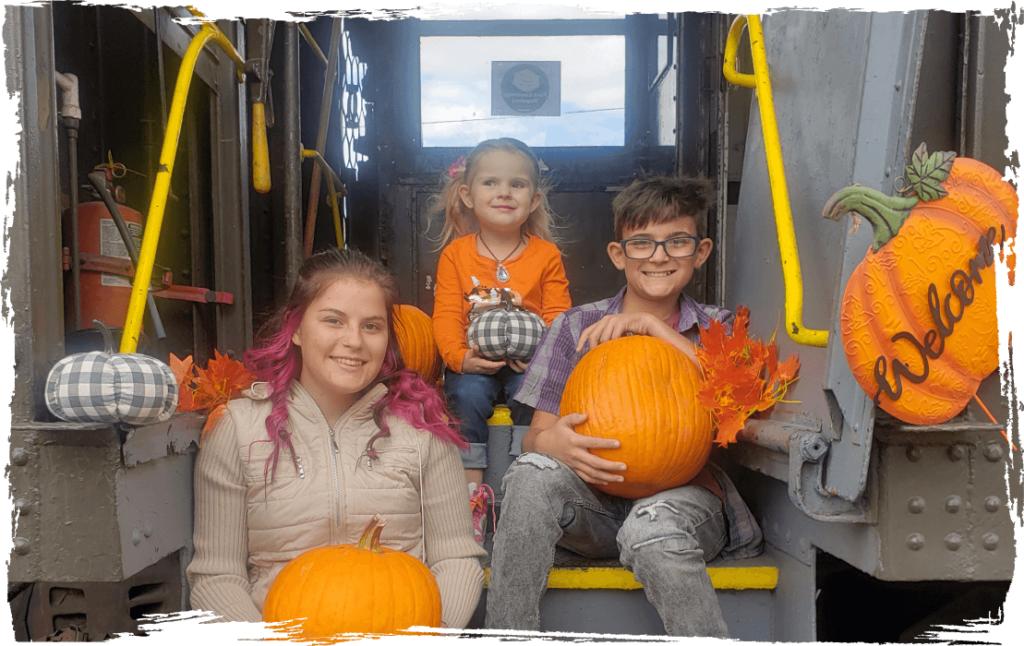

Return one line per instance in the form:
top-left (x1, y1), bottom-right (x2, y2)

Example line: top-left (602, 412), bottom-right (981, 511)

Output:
top-left (430, 138), bottom-right (558, 249)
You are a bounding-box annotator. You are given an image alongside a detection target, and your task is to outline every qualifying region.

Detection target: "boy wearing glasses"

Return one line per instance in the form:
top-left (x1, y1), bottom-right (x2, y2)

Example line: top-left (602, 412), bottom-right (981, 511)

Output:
top-left (485, 175), bottom-right (763, 637)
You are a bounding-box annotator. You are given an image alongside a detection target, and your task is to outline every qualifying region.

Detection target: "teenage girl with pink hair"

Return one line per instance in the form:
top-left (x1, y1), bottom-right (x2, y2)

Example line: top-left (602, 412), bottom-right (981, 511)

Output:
top-left (187, 248), bottom-right (485, 629)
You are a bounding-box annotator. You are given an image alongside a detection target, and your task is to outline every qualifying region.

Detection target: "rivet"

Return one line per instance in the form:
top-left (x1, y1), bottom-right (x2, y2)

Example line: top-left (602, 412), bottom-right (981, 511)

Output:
top-left (906, 446), bottom-right (922, 462)
top-left (143, 524), bottom-right (153, 538)
top-left (944, 533), bottom-right (962, 551)
top-left (945, 496), bottom-right (962, 513)
top-left (11, 448), bottom-right (29, 466)
top-left (983, 443), bottom-right (1003, 462)
top-left (947, 445), bottom-right (965, 461)
top-left (895, 81), bottom-right (902, 91)
top-left (982, 533), bottom-right (999, 551)
top-left (14, 499), bottom-right (29, 516)
top-left (906, 533), bottom-right (925, 551)
top-left (907, 496), bottom-right (926, 514)
top-left (985, 496), bottom-right (1001, 512)
top-left (885, 166), bottom-right (892, 177)
top-left (13, 538), bottom-right (31, 555)
top-left (132, 529), bottom-right (143, 546)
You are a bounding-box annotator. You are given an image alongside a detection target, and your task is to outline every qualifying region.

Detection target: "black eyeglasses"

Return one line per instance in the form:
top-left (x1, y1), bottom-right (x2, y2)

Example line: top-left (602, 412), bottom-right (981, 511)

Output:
top-left (619, 235), bottom-right (701, 260)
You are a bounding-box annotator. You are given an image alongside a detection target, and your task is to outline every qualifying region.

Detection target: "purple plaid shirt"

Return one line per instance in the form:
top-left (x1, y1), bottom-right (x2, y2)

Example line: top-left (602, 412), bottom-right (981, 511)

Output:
top-left (513, 286), bottom-right (763, 560)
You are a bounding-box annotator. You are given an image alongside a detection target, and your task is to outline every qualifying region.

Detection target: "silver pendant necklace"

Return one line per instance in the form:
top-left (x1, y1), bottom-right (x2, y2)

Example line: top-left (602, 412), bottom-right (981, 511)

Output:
top-left (478, 234), bottom-right (524, 283)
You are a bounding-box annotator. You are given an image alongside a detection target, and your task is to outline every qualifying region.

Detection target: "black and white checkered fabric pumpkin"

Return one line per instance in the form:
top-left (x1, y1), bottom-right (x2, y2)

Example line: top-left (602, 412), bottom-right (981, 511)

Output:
top-left (45, 351), bottom-right (179, 425)
top-left (467, 308), bottom-right (547, 361)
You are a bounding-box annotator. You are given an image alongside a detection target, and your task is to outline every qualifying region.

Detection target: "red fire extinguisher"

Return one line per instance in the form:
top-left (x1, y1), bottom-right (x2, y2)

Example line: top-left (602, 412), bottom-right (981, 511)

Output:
top-left (72, 199), bottom-right (144, 330)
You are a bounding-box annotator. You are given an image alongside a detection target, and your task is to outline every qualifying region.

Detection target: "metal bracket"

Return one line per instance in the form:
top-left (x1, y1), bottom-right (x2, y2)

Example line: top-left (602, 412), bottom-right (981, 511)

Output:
top-left (788, 431), bottom-right (868, 523)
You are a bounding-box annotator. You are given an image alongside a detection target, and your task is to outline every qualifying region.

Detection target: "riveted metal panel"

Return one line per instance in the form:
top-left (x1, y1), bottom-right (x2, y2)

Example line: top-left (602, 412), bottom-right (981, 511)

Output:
top-left (874, 431), bottom-right (1014, 581)
top-left (10, 431), bottom-right (46, 582)
top-left (30, 427), bottom-right (122, 585)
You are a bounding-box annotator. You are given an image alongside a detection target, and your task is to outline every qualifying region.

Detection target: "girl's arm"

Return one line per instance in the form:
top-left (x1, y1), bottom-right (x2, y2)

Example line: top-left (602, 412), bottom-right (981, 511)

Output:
top-left (186, 411), bottom-right (263, 622)
top-left (539, 251), bottom-right (572, 325)
top-left (421, 434), bottom-right (487, 629)
top-left (432, 247), bottom-right (471, 372)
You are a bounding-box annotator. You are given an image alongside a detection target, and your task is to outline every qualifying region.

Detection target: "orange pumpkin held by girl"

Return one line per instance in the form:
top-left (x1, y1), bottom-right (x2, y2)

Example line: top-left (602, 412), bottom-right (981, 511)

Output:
top-left (823, 143), bottom-right (1018, 425)
top-left (263, 515), bottom-right (442, 637)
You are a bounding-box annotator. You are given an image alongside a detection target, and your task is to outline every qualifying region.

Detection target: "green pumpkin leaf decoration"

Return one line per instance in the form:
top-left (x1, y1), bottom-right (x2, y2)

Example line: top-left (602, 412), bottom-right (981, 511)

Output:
top-left (906, 143), bottom-right (955, 202)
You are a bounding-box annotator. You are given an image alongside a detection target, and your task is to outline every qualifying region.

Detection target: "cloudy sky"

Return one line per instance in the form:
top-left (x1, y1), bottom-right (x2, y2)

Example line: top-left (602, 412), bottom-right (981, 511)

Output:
top-left (420, 35), bottom-right (627, 147)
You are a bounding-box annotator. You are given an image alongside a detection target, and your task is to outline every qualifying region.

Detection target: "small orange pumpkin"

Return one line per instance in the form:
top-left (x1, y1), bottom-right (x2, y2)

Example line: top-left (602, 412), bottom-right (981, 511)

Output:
top-left (263, 515), bottom-right (441, 637)
top-left (393, 304), bottom-right (443, 384)
top-left (824, 144), bottom-right (1018, 425)
top-left (560, 335), bottom-right (713, 499)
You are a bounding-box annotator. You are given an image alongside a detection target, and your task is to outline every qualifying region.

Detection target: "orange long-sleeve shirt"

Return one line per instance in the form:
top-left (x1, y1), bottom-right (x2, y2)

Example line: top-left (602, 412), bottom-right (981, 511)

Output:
top-left (432, 234), bottom-right (571, 372)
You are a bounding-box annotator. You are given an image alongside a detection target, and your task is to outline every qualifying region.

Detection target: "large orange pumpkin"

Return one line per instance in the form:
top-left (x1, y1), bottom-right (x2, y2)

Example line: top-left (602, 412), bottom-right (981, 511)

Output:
top-left (559, 335), bottom-right (713, 499)
top-left (263, 515), bottom-right (441, 637)
top-left (393, 304), bottom-right (443, 383)
top-left (824, 144), bottom-right (1018, 425)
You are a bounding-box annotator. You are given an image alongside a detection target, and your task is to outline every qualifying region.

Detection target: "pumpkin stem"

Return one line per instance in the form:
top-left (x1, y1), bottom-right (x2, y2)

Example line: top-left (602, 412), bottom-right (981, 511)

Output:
top-left (821, 185), bottom-right (920, 252)
top-left (357, 514), bottom-right (387, 553)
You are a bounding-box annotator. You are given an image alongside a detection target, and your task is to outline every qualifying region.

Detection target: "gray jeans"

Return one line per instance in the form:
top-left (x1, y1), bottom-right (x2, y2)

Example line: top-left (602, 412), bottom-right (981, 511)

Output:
top-left (485, 453), bottom-right (730, 637)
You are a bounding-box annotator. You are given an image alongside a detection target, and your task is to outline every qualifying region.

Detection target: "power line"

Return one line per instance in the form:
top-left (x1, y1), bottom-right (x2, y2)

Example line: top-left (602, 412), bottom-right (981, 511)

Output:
top-left (422, 106), bottom-right (623, 126)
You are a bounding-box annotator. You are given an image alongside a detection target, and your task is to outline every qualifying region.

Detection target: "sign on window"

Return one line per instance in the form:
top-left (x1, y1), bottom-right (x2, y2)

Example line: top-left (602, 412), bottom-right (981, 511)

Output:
top-left (491, 61), bottom-right (561, 117)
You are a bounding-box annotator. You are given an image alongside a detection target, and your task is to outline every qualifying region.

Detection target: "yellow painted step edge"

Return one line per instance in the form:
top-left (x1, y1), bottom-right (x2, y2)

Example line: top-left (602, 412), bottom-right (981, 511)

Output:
top-left (484, 566), bottom-right (778, 591)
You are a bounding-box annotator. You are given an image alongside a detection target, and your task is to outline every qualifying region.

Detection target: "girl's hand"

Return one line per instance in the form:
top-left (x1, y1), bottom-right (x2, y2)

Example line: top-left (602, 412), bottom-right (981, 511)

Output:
top-left (461, 346), bottom-right (506, 375)
top-left (506, 358), bottom-right (529, 373)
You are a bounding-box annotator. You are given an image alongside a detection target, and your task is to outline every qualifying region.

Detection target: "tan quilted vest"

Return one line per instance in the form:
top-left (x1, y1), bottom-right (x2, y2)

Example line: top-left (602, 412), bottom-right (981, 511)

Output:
top-left (229, 382), bottom-right (430, 612)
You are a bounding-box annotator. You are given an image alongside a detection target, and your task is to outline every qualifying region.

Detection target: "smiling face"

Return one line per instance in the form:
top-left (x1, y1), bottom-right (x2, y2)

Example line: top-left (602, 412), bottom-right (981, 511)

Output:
top-left (291, 277), bottom-right (390, 422)
top-left (607, 214), bottom-right (713, 310)
top-left (458, 150), bottom-right (542, 236)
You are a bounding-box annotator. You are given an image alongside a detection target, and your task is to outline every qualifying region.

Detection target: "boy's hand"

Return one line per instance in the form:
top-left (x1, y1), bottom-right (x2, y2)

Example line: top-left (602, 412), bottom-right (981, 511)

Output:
top-left (506, 358), bottom-right (529, 373)
top-left (526, 411), bottom-right (627, 486)
top-left (576, 312), bottom-right (698, 365)
top-left (576, 312), bottom-right (663, 352)
top-left (461, 346), bottom-right (506, 375)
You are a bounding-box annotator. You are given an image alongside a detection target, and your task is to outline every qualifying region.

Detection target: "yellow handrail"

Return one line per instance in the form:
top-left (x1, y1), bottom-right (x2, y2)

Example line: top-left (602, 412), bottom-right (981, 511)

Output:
top-left (120, 10), bottom-right (245, 353)
top-left (301, 149), bottom-right (347, 249)
top-left (723, 15), bottom-right (829, 348)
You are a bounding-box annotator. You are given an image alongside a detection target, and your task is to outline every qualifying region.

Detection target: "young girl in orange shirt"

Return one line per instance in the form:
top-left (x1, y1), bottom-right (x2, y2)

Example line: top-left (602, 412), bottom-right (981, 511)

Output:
top-left (431, 138), bottom-right (571, 541)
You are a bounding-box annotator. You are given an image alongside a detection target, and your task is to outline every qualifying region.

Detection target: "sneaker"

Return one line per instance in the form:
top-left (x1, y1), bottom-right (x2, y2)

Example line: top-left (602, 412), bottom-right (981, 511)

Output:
top-left (469, 483), bottom-right (495, 543)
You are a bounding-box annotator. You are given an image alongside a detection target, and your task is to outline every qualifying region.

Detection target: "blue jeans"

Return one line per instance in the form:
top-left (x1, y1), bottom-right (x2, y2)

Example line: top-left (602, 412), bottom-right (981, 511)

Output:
top-left (485, 453), bottom-right (730, 637)
top-left (444, 367), bottom-right (532, 469)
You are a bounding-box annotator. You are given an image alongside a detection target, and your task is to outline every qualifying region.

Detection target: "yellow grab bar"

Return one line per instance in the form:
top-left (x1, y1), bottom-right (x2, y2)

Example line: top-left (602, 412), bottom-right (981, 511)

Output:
top-left (187, 7), bottom-right (246, 83)
top-left (301, 149), bottom-right (347, 249)
top-left (723, 17), bottom-right (755, 89)
top-left (723, 15), bottom-right (828, 348)
top-left (120, 12), bottom-right (245, 353)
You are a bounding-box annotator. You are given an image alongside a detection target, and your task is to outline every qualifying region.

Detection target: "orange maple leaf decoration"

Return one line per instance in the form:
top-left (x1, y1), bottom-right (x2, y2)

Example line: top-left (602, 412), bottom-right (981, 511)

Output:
top-left (696, 306), bottom-right (801, 447)
top-left (169, 350), bottom-right (255, 435)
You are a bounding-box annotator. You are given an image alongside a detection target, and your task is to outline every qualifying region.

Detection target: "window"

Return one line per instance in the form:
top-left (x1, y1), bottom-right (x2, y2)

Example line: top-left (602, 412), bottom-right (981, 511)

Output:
top-left (419, 2), bottom-right (626, 146)
top-left (420, 35), bottom-right (625, 147)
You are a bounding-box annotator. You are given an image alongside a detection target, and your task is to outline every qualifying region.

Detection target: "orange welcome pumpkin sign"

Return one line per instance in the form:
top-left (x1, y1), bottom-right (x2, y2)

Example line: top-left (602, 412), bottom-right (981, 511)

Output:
top-left (824, 144), bottom-right (1018, 425)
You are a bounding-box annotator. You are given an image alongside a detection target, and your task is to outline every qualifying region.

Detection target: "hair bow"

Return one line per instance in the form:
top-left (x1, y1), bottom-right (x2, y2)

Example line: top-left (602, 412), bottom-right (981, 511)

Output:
top-left (447, 156), bottom-right (467, 178)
